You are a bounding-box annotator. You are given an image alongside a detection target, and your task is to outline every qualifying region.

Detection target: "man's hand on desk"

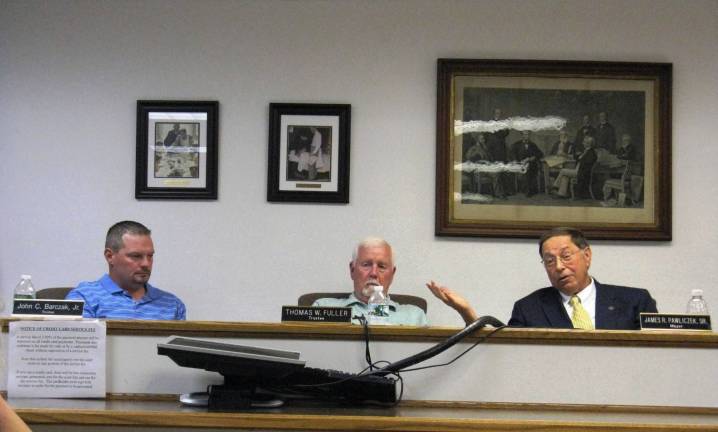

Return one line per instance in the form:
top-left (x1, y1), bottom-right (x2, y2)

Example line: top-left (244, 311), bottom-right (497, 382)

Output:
top-left (426, 281), bottom-right (479, 325)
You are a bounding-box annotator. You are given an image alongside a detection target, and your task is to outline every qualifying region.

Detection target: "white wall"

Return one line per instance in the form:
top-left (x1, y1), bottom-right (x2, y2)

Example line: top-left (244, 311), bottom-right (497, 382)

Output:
top-left (1, 0), bottom-right (717, 324)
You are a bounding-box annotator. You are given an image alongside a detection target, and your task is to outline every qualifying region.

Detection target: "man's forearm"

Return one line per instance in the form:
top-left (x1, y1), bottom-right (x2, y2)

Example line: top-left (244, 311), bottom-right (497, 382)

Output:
top-left (458, 305), bottom-right (479, 326)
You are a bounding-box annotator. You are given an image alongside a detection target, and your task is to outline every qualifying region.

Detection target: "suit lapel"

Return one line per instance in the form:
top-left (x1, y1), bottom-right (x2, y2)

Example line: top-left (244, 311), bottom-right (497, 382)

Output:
top-left (595, 281), bottom-right (617, 329)
top-left (540, 289), bottom-right (573, 328)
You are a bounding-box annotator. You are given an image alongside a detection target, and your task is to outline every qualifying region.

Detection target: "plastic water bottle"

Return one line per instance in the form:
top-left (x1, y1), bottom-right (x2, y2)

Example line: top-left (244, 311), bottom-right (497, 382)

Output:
top-left (686, 289), bottom-right (709, 315)
top-left (367, 285), bottom-right (389, 325)
top-left (14, 275), bottom-right (36, 300)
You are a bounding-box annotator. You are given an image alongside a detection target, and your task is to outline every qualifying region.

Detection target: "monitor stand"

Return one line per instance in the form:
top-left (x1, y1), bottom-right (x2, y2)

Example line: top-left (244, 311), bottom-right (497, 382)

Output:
top-left (180, 391), bottom-right (284, 409)
top-left (181, 376), bottom-right (286, 410)
top-left (179, 392), bottom-right (209, 407)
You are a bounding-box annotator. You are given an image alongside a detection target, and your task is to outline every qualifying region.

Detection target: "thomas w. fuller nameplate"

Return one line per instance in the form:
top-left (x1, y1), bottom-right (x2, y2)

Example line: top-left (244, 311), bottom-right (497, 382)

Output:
top-left (281, 306), bottom-right (351, 323)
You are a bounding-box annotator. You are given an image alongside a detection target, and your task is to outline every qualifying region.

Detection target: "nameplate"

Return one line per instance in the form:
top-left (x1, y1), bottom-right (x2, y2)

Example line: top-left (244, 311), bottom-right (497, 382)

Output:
top-left (12, 299), bottom-right (84, 318)
top-left (281, 306), bottom-right (351, 323)
top-left (640, 313), bottom-right (712, 331)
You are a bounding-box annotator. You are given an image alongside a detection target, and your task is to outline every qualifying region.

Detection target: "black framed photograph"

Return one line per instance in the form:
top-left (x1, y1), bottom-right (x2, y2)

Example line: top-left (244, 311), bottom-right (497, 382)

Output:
top-left (267, 103), bottom-right (350, 203)
top-left (436, 59), bottom-right (672, 240)
top-left (136, 100), bottom-right (219, 199)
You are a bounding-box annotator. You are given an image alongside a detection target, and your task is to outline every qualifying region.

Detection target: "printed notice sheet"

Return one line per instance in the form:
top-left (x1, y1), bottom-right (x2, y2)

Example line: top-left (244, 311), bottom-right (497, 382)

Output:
top-left (8, 320), bottom-right (106, 398)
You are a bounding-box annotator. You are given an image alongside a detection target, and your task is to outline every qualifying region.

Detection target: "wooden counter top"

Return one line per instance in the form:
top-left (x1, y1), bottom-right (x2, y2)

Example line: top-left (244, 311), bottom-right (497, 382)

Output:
top-left (7, 396), bottom-right (718, 431)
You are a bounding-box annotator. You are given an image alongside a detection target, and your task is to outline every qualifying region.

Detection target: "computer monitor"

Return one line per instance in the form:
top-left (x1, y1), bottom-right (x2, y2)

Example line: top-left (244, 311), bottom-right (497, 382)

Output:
top-left (158, 336), bottom-right (397, 409)
top-left (157, 316), bottom-right (503, 410)
top-left (157, 336), bottom-right (306, 380)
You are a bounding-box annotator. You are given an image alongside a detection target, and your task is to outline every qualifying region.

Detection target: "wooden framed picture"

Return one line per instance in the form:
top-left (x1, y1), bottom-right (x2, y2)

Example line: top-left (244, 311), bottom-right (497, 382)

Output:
top-left (136, 100), bottom-right (219, 200)
top-left (267, 103), bottom-right (350, 203)
top-left (436, 59), bottom-right (672, 240)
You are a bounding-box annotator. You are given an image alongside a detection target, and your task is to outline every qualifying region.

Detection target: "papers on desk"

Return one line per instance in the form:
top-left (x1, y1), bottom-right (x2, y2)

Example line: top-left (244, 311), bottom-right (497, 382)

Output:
top-left (595, 148), bottom-right (624, 168)
top-left (543, 155), bottom-right (569, 168)
top-left (7, 320), bottom-right (106, 398)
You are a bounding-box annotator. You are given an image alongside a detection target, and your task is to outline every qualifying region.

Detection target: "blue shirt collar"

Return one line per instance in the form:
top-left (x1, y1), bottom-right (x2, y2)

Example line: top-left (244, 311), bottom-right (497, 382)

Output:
top-left (100, 273), bottom-right (158, 301)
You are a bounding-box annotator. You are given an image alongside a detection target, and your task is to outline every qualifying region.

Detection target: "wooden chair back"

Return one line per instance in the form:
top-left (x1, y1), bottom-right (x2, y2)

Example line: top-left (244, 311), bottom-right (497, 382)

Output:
top-left (35, 287), bottom-right (73, 299)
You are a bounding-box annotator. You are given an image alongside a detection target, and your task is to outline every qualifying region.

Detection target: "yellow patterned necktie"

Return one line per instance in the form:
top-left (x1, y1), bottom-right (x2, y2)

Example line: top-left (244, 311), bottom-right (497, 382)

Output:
top-left (569, 295), bottom-right (594, 330)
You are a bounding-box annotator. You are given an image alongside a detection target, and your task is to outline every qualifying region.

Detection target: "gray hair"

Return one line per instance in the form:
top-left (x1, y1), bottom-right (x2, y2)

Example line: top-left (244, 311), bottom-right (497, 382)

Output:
top-left (351, 236), bottom-right (394, 264)
top-left (105, 221), bottom-right (151, 252)
top-left (538, 227), bottom-right (589, 257)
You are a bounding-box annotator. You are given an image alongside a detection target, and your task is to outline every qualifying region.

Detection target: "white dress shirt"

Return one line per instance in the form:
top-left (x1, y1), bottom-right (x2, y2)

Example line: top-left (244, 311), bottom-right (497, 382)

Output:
top-left (558, 277), bottom-right (596, 327)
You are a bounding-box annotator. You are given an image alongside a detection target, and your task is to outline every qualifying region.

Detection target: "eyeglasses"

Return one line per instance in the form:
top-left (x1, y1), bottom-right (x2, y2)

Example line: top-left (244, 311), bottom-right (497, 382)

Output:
top-left (541, 248), bottom-right (585, 268)
top-left (358, 261), bottom-right (391, 273)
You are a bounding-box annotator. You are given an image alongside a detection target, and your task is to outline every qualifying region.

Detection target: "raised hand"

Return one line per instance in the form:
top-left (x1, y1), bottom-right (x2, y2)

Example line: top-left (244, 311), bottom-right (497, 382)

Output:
top-left (426, 280), bottom-right (478, 325)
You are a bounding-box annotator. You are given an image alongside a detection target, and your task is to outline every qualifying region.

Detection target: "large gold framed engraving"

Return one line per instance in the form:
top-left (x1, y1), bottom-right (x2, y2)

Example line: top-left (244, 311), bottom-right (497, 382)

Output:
top-left (436, 59), bottom-right (672, 240)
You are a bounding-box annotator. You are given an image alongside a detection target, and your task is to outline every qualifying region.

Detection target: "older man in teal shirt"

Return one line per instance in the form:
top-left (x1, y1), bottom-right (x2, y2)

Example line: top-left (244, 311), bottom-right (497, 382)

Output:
top-left (312, 237), bottom-right (427, 326)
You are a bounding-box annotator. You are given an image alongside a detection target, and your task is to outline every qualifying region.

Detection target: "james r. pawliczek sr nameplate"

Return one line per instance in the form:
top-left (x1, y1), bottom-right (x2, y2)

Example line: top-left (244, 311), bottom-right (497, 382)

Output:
top-left (640, 313), bottom-right (712, 331)
top-left (281, 306), bottom-right (351, 323)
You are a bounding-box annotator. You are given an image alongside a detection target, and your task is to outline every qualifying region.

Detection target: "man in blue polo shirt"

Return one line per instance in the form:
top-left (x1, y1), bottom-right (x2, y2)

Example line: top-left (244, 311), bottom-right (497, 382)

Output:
top-left (312, 237), bottom-right (427, 326)
top-left (66, 221), bottom-right (186, 320)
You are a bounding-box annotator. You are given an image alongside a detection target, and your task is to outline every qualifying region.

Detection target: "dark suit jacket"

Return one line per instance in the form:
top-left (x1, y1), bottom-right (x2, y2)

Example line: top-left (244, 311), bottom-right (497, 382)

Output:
top-left (486, 129), bottom-right (509, 162)
top-left (508, 281), bottom-right (657, 330)
top-left (511, 140), bottom-right (543, 165)
top-left (510, 140), bottom-right (544, 181)
top-left (617, 144), bottom-right (637, 161)
top-left (550, 140), bottom-right (582, 158)
top-left (573, 147), bottom-right (598, 198)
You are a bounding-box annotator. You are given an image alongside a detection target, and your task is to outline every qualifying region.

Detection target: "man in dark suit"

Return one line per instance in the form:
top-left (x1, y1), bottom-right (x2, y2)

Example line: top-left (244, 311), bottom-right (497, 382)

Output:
top-left (616, 133), bottom-right (638, 161)
top-left (427, 227), bottom-right (657, 330)
top-left (553, 136), bottom-right (598, 199)
top-left (485, 108), bottom-right (512, 195)
top-left (595, 111), bottom-right (617, 154)
top-left (573, 114), bottom-right (596, 152)
top-left (511, 131), bottom-right (544, 197)
top-left (485, 108), bottom-right (509, 162)
top-left (549, 129), bottom-right (580, 157)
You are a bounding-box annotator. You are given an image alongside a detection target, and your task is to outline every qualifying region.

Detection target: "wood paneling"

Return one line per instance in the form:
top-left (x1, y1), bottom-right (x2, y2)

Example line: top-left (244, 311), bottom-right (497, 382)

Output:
top-left (3, 318), bottom-right (714, 348)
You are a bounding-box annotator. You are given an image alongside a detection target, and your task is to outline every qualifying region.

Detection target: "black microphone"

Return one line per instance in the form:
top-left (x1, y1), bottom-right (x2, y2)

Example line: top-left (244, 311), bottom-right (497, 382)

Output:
top-left (372, 315), bottom-right (505, 376)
